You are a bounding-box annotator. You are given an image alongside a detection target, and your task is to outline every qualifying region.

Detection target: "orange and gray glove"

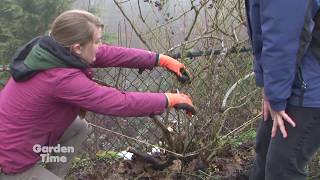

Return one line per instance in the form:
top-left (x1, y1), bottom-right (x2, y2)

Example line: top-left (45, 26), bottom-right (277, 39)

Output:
top-left (158, 54), bottom-right (191, 83)
top-left (165, 93), bottom-right (196, 116)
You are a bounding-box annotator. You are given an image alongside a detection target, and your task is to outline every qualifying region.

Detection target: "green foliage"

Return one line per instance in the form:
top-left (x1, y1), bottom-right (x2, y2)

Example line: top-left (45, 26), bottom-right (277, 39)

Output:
top-left (72, 156), bottom-right (91, 169)
top-left (0, 0), bottom-right (72, 64)
top-left (96, 150), bottom-right (122, 161)
top-left (69, 151), bottom-right (122, 175)
top-left (229, 129), bottom-right (256, 147)
top-left (0, 71), bottom-right (10, 88)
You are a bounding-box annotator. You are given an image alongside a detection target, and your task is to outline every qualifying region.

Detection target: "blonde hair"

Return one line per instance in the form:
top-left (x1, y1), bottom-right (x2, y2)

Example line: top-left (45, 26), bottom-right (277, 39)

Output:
top-left (50, 10), bottom-right (103, 47)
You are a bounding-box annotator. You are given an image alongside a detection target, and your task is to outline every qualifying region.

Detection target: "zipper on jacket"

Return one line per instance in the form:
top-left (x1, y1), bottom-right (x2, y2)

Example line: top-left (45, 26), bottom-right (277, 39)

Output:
top-left (294, 0), bottom-right (313, 107)
top-left (297, 67), bottom-right (308, 106)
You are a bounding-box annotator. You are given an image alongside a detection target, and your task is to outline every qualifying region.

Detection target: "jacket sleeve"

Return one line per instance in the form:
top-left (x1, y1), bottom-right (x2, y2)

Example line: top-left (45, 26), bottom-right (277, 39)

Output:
top-left (259, 0), bottom-right (309, 111)
top-left (246, 0), bottom-right (264, 87)
top-left (254, 61), bottom-right (264, 87)
top-left (93, 44), bottom-right (158, 70)
top-left (54, 70), bottom-right (167, 117)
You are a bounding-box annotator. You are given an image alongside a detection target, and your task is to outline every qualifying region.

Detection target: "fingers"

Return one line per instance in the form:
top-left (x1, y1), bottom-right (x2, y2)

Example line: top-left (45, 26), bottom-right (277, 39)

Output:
top-left (261, 99), bottom-right (263, 117)
top-left (165, 93), bottom-right (196, 116)
top-left (280, 111), bottom-right (296, 127)
top-left (270, 111), bottom-right (295, 138)
top-left (166, 93), bottom-right (196, 116)
top-left (176, 67), bottom-right (183, 77)
top-left (263, 87), bottom-right (295, 138)
top-left (261, 89), bottom-right (269, 121)
top-left (187, 111), bottom-right (193, 117)
top-left (158, 54), bottom-right (192, 83)
top-left (263, 100), bottom-right (269, 121)
top-left (271, 117), bottom-right (278, 138)
top-left (277, 115), bottom-right (288, 138)
top-left (177, 67), bottom-right (191, 83)
top-left (174, 103), bottom-right (197, 116)
top-left (271, 116), bottom-right (288, 138)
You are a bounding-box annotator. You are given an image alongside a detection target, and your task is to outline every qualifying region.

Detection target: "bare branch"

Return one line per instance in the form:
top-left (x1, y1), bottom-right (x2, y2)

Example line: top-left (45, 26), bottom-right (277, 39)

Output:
top-left (112, 0), bottom-right (152, 50)
top-left (184, 0), bottom-right (210, 41)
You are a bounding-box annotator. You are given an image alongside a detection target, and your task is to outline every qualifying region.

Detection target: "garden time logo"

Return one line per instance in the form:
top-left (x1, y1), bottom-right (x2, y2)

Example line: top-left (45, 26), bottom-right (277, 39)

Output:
top-left (32, 144), bottom-right (74, 163)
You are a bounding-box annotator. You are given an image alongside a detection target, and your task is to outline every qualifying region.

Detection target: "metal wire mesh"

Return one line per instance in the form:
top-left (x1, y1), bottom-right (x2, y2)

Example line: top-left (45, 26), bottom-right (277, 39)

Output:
top-left (66, 2), bottom-right (262, 177)
top-left (81, 48), bottom-right (258, 157)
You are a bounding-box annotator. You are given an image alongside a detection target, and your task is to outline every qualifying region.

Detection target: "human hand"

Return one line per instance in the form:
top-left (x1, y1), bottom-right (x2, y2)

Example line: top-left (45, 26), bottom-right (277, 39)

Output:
top-left (263, 89), bottom-right (296, 138)
top-left (158, 54), bottom-right (191, 83)
top-left (262, 89), bottom-right (270, 121)
top-left (164, 93), bottom-right (196, 116)
top-left (269, 109), bottom-right (296, 138)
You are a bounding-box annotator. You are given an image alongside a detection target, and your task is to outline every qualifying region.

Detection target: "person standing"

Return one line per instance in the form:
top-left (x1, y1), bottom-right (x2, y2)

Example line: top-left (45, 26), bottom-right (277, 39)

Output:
top-left (245, 0), bottom-right (320, 179)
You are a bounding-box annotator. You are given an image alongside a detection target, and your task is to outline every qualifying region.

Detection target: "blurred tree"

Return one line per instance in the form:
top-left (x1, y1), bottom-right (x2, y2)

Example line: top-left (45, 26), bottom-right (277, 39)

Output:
top-left (0, 0), bottom-right (73, 64)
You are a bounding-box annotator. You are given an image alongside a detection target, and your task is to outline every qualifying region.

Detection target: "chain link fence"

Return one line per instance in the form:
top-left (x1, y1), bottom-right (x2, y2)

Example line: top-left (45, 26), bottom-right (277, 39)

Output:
top-left (76, 46), bottom-right (258, 179)
top-left (84, 47), bottom-right (256, 144)
top-left (69, 0), bottom-right (262, 179)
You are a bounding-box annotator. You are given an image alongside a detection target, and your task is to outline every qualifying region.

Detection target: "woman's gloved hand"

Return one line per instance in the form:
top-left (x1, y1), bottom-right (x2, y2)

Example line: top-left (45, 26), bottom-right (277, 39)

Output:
top-left (165, 93), bottom-right (196, 116)
top-left (158, 54), bottom-right (191, 83)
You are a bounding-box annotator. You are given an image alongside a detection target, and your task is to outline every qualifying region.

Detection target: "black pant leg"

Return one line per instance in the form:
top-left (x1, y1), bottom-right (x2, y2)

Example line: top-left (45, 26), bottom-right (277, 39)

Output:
top-left (250, 118), bottom-right (273, 180)
top-left (265, 106), bottom-right (320, 180)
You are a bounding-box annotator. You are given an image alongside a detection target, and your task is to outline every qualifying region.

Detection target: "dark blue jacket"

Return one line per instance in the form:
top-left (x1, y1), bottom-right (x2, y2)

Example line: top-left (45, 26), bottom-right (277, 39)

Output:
top-left (246, 0), bottom-right (320, 111)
